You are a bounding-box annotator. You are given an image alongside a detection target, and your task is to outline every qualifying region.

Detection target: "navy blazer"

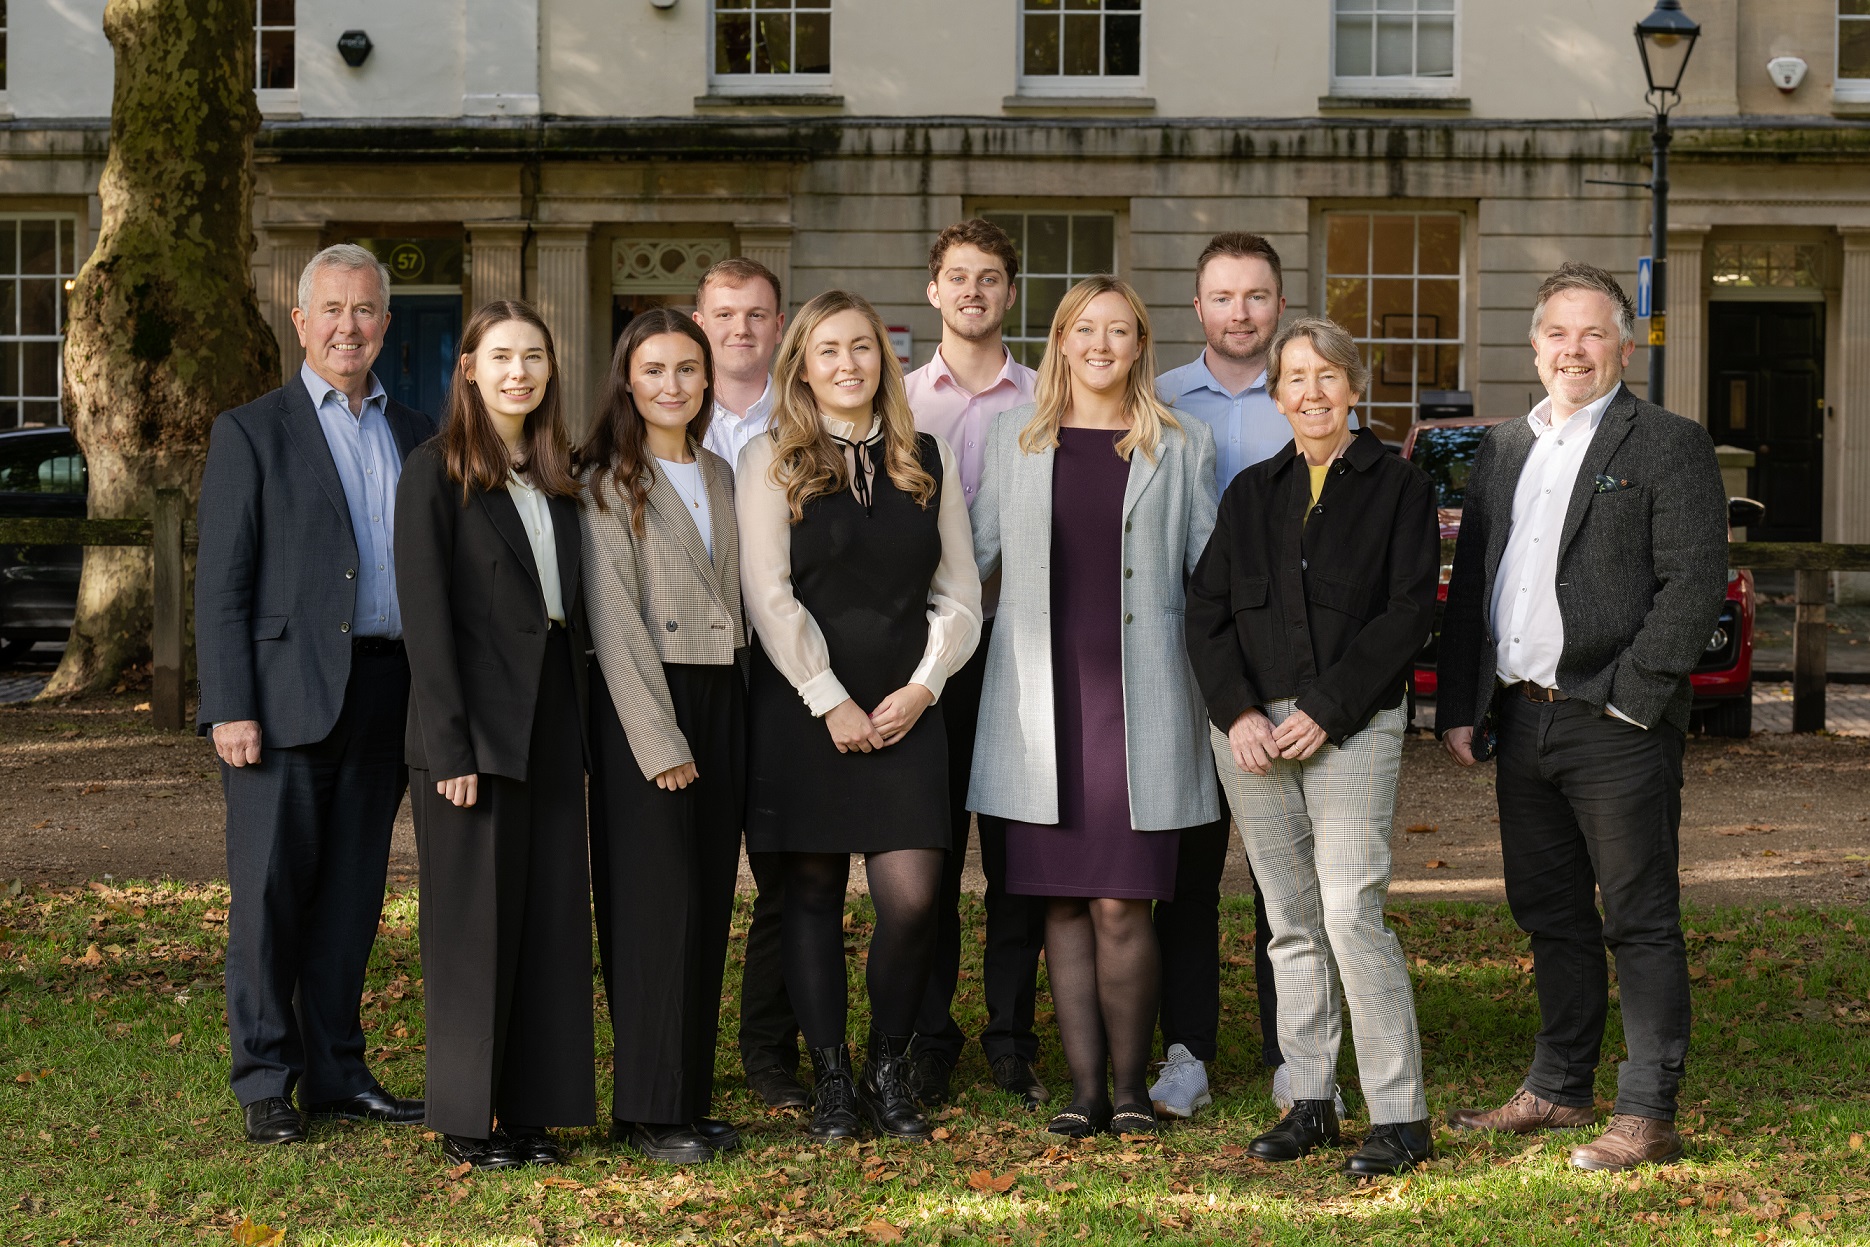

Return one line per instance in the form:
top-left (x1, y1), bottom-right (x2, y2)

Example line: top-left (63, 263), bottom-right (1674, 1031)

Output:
top-left (194, 375), bottom-right (436, 747)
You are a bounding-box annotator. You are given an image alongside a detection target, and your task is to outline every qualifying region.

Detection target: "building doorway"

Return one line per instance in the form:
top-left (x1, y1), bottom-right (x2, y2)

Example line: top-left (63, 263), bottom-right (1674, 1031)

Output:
top-left (1707, 301), bottom-right (1824, 542)
top-left (383, 294), bottom-right (461, 422)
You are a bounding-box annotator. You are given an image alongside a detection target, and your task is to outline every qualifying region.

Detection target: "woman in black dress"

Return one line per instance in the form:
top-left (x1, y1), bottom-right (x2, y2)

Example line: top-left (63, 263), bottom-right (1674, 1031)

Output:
top-left (395, 300), bottom-right (595, 1170)
top-left (579, 309), bottom-right (747, 1164)
top-left (739, 290), bottom-right (982, 1143)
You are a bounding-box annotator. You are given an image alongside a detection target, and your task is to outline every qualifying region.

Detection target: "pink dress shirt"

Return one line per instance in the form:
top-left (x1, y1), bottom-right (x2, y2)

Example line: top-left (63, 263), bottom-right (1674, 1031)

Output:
top-left (903, 347), bottom-right (1038, 508)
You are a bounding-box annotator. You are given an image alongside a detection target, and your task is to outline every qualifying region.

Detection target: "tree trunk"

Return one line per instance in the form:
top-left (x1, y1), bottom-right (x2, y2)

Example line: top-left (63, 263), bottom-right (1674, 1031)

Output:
top-left (46, 0), bottom-right (279, 699)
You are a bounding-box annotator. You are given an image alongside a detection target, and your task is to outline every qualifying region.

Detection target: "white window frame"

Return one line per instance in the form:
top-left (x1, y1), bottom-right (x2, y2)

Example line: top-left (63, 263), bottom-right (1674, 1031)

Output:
top-left (0, 214), bottom-right (85, 430)
top-left (1329, 0), bottom-right (1460, 100)
top-left (254, 0), bottom-right (299, 114)
top-left (1838, 3), bottom-right (1870, 103)
top-left (1015, 0), bottom-right (1146, 96)
top-left (706, 0), bottom-right (834, 95)
top-left (972, 207), bottom-right (1122, 367)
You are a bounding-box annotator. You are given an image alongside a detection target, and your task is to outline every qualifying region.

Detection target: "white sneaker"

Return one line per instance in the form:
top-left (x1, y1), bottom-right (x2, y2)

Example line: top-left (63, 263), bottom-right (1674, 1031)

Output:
top-left (1270, 1064), bottom-right (1347, 1117)
top-left (1148, 1043), bottom-right (1212, 1119)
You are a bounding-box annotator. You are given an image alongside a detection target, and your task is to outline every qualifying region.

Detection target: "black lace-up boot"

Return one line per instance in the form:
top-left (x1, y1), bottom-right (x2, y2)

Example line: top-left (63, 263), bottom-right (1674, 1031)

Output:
top-left (806, 1044), bottom-right (861, 1142)
top-left (856, 1033), bottom-right (932, 1140)
top-left (1248, 1098), bottom-right (1342, 1161)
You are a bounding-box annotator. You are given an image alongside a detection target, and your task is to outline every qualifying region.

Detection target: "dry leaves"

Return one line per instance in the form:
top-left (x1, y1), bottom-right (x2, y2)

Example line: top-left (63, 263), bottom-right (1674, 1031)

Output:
top-left (229, 1217), bottom-right (285, 1246)
top-left (1424, 860), bottom-right (1447, 870)
top-left (967, 1169), bottom-right (1017, 1195)
top-left (1404, 823), bottom-right (1437, 833)
top-left (862, 1219), bottom-right (904, 1242)
top-left (443, 1161), bottom-right (472, 1182)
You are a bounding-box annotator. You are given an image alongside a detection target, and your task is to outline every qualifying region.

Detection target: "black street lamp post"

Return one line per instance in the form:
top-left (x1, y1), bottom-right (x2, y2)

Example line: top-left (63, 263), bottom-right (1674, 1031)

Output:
top-left (1633, 1), bottom-right (1701, 408)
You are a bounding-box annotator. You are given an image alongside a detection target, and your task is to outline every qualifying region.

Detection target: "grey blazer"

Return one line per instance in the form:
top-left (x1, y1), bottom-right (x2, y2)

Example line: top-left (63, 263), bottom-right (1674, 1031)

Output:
top-left (967, 405), bottom-right (1221, 831)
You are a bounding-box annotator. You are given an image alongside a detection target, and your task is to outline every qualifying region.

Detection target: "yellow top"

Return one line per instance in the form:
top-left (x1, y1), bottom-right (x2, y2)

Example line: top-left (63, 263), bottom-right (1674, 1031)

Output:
top-left (1306, 461), bottom-right (1328, 524)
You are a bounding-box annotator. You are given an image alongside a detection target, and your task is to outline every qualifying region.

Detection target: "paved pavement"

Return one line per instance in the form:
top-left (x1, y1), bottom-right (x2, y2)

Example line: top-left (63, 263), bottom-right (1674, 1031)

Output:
top-left (1752, 681), bottom-right (1870, 735)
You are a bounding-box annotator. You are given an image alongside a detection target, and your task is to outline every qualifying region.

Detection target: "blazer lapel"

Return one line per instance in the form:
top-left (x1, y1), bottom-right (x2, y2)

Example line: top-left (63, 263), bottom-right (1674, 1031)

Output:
top-left (646, 464), bottom-right (718, 588)
top-left (549, 491), bottom-right (581, 616)
top-left (279, 377), bottom-right (355, 538)
top-left (1120, 435), bottom-right (1163, 521)
top-left (1557, 385), bottom-right (1638, 563)
top-left (1020, 438), bottom-right (1057, 558)
top-left (703, 456), bottom-right (735, 578)
top-left (477, 486), bottom-right (543, 593)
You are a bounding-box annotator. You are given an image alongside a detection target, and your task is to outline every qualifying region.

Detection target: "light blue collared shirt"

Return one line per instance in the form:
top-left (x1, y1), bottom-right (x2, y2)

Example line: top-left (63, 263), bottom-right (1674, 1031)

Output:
top-left (301, 361), bottom-right (403, 639)
top-left (1157, 351), bottom-right (1363, 493)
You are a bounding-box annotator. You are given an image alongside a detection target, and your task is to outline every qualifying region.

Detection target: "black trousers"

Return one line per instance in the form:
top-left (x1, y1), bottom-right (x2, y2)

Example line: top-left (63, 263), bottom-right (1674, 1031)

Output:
top-left (592, 663), bottom-right (744, 1125)
top-left (412, 627), bottom-right (595, 1138)
top-left (1495, 694), bottom-right (1690, 1120)
top-left (222, 646), bottom-right (408, 1108)
top-left (914, 622), bottom-right (1047, 1066)
top-left (737, 847), bottom-right (802, 1075)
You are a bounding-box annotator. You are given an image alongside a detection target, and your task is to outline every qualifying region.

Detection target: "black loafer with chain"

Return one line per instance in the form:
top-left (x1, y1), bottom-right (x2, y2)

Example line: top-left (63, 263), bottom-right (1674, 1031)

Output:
top-left (1045, 1102), bottom-right (1109, 1139)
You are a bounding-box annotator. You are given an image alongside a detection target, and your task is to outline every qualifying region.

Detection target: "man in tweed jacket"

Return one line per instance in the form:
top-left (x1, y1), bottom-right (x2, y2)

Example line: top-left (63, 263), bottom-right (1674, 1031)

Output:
top-left (1436, 263), bottom-right (1728, 1172)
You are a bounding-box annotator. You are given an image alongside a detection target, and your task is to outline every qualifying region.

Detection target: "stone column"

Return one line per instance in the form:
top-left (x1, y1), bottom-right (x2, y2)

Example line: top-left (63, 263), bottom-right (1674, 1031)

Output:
top-left (1837, 229), bottom-right (1870, 603)
top-left (737, 223), bottom-right (796, 309)
top-left (533, 225), bottom-right (593, 435)
top-left (1664, 224), bottom-right (1710, 424)
top-left (264, 226), bottom-right (323, 383)
top-left (469, 223), bottom-right (527, 306)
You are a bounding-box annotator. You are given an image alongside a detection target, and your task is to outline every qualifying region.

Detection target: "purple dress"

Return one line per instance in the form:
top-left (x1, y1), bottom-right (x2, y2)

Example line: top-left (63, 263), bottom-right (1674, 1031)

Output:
top-left (1004, 427), bottom-right (1181, 902)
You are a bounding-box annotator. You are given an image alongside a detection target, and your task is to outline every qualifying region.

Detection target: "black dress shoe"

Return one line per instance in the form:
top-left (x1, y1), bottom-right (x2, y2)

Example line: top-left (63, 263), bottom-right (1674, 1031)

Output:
top-left (1045, 1101), bottom-right (1109, 1140)
top-left (1248, 1099), bottom-right (1342, 1161)
top-left (857, 1033), bottom-right (931, 1141)
top-left (303, 1082), bottom-right (426, 1124)
top-left (1109, 1102), bottom-right (1160, 1137)
top-left (1342, 1119), bottom-right (1434, 1177)
top-left (991, 1054), bottom-right (1052, 1111)
top-left (907, 1048), bottom-right (955, 1107)
top-left (745, 1062), bottom-right (811, 1109)
top-left (806, 1045), bottom-right (862, 1143)
top-left (694, 1117), bottom-right (742, 1153)
top-left (504, 1125), bottom-right (564, 1166)
top-left (615, 1119), bottom-right (713, 1164)
top-left (442, 1132), bottom-right (523, 1170)
top-left (243, 1097), bottom-right (306, 1145)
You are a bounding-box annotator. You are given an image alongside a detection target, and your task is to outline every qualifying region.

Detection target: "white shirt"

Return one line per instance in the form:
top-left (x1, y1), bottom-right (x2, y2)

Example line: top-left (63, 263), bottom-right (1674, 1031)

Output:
top-left (657, 456), bottom-right (713, 560)
top-left (506, 471), bottom-right (566, 626)
top-left (703, 378), bottom-right (776, 471)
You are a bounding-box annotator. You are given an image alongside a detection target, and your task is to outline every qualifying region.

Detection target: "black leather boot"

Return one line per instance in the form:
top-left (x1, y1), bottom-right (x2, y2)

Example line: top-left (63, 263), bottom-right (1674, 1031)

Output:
top-left (1342, 1118), bottom-right (1434, 1177)
top-left (1248, 1098), bottom-right (1342, 1161)
top-left (806, 1044), bottom-right (862, 1142)
top-left (857, 1033), bottom-right (932, 1140)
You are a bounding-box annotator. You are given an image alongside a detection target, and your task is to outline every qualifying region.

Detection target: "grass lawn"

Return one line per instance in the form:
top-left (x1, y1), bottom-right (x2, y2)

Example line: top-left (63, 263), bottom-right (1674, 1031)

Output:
top-left (1, 881), bottom-right (1866, 1245)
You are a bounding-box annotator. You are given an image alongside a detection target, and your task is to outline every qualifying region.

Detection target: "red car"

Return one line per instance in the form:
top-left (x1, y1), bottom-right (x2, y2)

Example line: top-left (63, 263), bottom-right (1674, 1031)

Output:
top-left (1399, 415), bottom-right (1756, 737)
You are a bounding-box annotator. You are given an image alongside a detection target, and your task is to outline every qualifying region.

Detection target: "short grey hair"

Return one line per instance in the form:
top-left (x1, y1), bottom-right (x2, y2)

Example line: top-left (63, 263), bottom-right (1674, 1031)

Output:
top-left (1267, 316), bottom-right (1370, 397)
top-left (1529, 262), bottom-right (1636, 347)
top-left (297, 243), bottom-right (393, 313)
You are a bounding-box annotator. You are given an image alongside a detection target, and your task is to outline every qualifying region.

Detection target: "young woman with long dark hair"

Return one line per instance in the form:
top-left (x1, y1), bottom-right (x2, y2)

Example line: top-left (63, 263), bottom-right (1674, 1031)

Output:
top-left (394, 300), bottom-right (594, 1170)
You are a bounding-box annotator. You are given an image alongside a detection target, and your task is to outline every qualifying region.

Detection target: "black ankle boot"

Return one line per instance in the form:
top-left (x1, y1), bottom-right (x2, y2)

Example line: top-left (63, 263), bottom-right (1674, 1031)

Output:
top-left (857, 1033), bottom-right (931, 1140)
top-left (806, 1044), bottom-right (861, 1142)
top-left (1248, 1098), bottom-right (1342, 1161)
top-left (1342, 1118), bottom-right (1433, 1177)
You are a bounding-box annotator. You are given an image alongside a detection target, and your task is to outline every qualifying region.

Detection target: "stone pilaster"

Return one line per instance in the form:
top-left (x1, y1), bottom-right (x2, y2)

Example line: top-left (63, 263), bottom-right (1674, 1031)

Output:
top-left (736, 223), bottom-right (796, 309)
top-left (1664, 224), bottom-right (1710, 424)
top-left (533, 225), bottom-right (593, 435)
top-left (469, 223), bottom-right (527, 307)
top-left (263, 227), bottom-right (322, 383)
top-left (1837, 230), bottom-right (1870, 602)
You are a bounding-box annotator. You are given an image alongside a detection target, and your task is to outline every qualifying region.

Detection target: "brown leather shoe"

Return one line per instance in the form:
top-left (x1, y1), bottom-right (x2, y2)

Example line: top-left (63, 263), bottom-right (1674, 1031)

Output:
top-left (1568, 1114), bottom-right (1683, 1171)
top-left (1447, 1086), bottom-right (1596, 1134)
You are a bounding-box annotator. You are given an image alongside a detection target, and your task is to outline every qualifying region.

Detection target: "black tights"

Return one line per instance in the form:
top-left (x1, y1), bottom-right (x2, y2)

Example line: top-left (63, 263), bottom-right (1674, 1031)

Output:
top-left (1046, 897), bottom-right (1159, 1112)
top-left (781, 849), bottom-right (944, 1049)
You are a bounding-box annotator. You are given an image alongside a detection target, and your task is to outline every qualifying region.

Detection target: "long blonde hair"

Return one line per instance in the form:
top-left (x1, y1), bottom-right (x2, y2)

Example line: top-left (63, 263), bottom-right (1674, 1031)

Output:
top-left (1020, 275), bottom-right (1181, 461)
top-left (766, 289), bottom-right (937, 522)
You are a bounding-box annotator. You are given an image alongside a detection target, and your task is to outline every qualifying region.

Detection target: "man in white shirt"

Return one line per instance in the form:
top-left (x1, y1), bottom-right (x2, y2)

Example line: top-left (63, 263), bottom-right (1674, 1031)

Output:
top-left (1437, 263), bottom-right (1728, 1172)
top-left (693, 257), bottom-right (784, 468)
top-left (900, 219), bottom-right (1049, 1111)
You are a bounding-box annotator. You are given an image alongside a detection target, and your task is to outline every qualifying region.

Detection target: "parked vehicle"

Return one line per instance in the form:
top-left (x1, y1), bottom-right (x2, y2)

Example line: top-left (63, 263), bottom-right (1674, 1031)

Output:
top-left (0, 426), bottom-right (86, 663)
top-left (1400, 414), bottom-right (1757, 738)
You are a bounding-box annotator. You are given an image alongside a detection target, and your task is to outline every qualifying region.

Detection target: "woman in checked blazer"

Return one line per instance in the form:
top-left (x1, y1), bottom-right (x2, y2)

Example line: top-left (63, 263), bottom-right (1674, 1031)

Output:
top-left (578, 309), bottom-right (746, 1166)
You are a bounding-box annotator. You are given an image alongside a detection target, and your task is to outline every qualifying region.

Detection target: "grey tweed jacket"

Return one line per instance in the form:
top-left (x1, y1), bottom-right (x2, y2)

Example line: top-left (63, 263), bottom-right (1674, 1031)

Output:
top-left (967, 405), bottom-right (1221, 831)
top-left (580, 449), bottom-right (743, 780)
top-left (1435, 383), bottom-right (1729, 746)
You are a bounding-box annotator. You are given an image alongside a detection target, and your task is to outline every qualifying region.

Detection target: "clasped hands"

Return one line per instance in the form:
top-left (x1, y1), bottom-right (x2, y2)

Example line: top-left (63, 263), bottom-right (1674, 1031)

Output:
top-left (826, 684), bottom-right (934, 754)
top-left (1226, 706), bottom-right (1328, 775)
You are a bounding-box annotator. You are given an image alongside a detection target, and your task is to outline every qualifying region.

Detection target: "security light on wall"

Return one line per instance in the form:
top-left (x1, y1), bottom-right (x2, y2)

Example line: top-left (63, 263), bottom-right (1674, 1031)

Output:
top-left (337, 30), bottom-right (373, 68)
top-left (1766, 56), bottom-right (1808, 92)
top-left (650, 0), bottom-right (678, 8)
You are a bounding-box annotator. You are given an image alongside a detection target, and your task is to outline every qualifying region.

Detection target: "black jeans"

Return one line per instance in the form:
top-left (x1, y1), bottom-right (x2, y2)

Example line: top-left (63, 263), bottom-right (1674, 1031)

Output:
top-left (914, 622), bottom-right (1048, 1066)
top-left (1495, 694), bottom-right (1690, 1120)
top-left (737, 848), bottom-right (801, 1075)
top-left (1155, 814), bottom-right (1283, 1068)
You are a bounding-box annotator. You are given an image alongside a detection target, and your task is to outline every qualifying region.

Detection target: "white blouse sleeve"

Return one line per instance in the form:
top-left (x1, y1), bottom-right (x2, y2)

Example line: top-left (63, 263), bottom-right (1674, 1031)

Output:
top-left (909, 435), bottom-right (984, 702)
top-left (736, 434), bottom-right (851, 716)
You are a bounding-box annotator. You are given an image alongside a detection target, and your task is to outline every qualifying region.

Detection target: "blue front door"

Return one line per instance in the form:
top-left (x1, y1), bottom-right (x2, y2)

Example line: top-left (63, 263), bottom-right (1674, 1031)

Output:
top-left (382, 294), bottom-right (462, 424)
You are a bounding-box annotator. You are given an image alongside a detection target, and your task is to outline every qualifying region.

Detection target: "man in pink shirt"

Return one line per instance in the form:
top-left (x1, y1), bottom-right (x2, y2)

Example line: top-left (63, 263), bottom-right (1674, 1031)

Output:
top-left (901, 219), bottom-right (1049, 1111)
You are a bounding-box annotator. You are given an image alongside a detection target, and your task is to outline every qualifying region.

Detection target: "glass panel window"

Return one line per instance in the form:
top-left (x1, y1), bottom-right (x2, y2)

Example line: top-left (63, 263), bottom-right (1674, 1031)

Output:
top-left (1323, 211), bottom-right (1464, 442)
top-left (256, 0), bottom-right (294, 90)
top-left (714, 0), bottom-right (832, 78)
top-left (979, 210), bottom-right (1118, 368)
top-left (1021, 0), bottom-right (1143, 82)
top-left (1708, 242), bottom-right (1824, 290)
top-left (1841, 1), bottom-right (1870, 81)
top-left (1333, 0), bottom-right (1456, 87)
top-left (0, 218), bottom-right (84, 429)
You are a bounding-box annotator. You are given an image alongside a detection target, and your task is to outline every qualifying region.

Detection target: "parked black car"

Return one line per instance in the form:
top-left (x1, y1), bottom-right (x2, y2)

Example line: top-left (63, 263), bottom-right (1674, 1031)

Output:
top-left (0, 426), bottom-right (86, 662)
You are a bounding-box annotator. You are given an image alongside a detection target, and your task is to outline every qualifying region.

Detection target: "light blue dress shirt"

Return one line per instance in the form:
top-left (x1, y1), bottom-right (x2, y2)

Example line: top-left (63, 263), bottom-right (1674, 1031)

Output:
top-left (1157, 351), bottom-right (1362, 493)
top-left (301, 361), bottom-right (403, 638)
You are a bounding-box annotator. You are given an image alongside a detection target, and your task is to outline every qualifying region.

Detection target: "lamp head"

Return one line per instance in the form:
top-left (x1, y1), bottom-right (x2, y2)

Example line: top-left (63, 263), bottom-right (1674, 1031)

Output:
top-left (1635, 0), bottom-right (1701, 106)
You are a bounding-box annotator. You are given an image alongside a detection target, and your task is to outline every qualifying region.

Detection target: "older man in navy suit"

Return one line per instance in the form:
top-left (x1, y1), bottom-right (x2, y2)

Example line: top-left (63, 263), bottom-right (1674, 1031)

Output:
top-left (196, 244), bottom-right (437, 1144)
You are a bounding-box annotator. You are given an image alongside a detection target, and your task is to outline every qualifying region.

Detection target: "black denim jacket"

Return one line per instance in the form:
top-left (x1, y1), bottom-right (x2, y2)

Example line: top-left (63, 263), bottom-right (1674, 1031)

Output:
top-left (1185, 428), bottom-right (1440, 744)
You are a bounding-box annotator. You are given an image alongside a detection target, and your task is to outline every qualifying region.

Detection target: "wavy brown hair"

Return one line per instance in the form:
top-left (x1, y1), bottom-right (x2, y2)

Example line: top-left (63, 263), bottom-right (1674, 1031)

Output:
top-left (578, 308), bottom-right (716, 537)
top-left (440, 300), bottom-right (579, 504)
top-left (1020, 276), bottom-right (1180, 462)
top-left (766, 289), bottom-right (936, 523)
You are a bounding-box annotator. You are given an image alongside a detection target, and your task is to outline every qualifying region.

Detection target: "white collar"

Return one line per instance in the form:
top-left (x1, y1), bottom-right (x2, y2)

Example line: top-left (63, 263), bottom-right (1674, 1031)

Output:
top-left (1526, 388), bottom-right (1617, 439)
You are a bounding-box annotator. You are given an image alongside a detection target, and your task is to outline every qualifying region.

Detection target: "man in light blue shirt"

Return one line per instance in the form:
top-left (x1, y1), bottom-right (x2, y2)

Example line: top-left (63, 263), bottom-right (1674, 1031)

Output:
top-left (302, 360), bottom-right (404, 638)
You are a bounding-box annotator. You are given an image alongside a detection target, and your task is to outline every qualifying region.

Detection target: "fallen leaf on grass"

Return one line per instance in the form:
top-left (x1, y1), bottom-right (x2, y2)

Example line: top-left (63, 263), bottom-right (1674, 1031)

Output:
top-left (166, 1033), bottom-right (182, 1047)
top-left (1688, 965), bottom-right (1707, 980)
top-left (931, 1126), bottom-right (951, 1141)
top-left (31, 820), bottom-right (50, 830)
top-left (230, 1218), bottom-right (285, 1247)
top-left (938, 1105), bottom-right (964, 1120)
top-left (1851, 1134), bottom-right (1864, 1151)
top-left (81, 784), bottom-right (106, 795)
top-left (539, 1176), bottom-right (582, 1189)
top-left (866, 1169), bottom-right (900, 1184)
top-left (968, 1169), bottom-right (1017, 1194)
top-left (1424, 860), bottom-right (1447, 869)
top-left (443, 1162), bottom-right (472, 1182)
top-left (862, 1219), bottom-right (904, 1242)
top-left (14, 1068), bottom-right (52, 1084)
top-left (1404, 824), bottom-right (1437, 834)
top-left (1736, 1037), bottom-right (1759, 1053)
top-left (1048, 1180), bottom-right (1078, 1194)
top-left (1220, 1144), bottom-right (1245, 1158)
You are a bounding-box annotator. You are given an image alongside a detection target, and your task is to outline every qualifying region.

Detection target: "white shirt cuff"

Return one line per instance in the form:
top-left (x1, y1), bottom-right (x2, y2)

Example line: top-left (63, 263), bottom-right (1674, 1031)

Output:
top-left (910, 653), bottom-right (948, 704)
top-left (798, 667), bottom-right (851, 718)
top-left (1605, 703), bottom-right (1647, 729)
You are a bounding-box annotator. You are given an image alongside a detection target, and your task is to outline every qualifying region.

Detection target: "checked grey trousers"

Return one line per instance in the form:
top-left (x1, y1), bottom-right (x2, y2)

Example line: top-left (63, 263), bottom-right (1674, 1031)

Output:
top-left (1209, 699), bottom-right (1427, 1125)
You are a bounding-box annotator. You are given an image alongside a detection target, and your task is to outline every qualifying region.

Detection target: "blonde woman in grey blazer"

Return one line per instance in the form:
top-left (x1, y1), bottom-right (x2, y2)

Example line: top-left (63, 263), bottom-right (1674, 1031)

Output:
top-left (969, 277), bottom-right (1220, 1139)
top-left (578, 310), bottom-right (747, 1166)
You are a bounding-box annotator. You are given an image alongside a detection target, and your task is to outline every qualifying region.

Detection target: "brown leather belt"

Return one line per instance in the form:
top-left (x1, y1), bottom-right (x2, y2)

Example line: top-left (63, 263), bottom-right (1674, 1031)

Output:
top-left (1504, 680), bottom-right (1567, 703)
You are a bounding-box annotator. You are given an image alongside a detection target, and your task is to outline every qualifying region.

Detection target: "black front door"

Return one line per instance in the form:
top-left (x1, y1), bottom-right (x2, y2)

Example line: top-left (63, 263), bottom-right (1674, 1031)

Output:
top-left (382, 294), bottom-right (462, 425)
top-left (1707, 301), bottom-right (1825, 542)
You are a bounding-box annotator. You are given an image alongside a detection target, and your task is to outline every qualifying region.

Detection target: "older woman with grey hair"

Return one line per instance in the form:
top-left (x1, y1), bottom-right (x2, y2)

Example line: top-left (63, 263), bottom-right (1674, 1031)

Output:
top-left (1184, 317), bottom-right (1440, 1177)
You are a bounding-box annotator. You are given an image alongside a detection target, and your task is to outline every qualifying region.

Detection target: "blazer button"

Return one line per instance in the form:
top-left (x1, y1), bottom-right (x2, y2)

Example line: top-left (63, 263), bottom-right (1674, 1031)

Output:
top-left (339, 622), bottom-right (351, 633)
top-left (1123, 568), bottom-right (1133, 579)
top-left (1301, 558), bottom-right (1309, 570)
top-left (344, 568), bottom-right (356, 580)
top-left (666, 620), bottom-right (679, 632)
top-left (1124, 521), bottom-right (1132, 533)
top-left (1124, 612), bottom-right (1134, 624)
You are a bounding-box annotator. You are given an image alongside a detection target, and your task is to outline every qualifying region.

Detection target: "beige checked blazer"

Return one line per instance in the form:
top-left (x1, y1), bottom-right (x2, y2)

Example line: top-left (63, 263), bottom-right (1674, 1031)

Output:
top-left (580, 448), bottom-right (744, 780)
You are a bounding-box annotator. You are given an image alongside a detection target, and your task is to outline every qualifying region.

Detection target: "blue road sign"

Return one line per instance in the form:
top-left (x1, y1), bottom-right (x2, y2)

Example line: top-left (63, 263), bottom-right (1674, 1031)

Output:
top-left (1636, 256), bottom-right (1653, 318)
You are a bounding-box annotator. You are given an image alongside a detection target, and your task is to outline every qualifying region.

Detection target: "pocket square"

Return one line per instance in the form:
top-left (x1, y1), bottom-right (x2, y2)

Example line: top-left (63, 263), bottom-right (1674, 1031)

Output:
top-left (1593, 474), bottom-right (1634, 494)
